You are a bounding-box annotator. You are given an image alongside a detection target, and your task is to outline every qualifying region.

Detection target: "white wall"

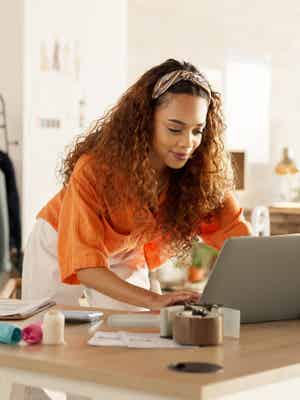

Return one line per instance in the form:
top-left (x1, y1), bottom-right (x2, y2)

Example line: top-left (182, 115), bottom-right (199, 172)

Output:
top-left (22, 0), bottom-right (127, 242)
top-left (0, 0), bottom-right (23, 195)
top-left (1, 0), bottom-right (299, 245)
top-left (128, 0), bottom-right (300, 208)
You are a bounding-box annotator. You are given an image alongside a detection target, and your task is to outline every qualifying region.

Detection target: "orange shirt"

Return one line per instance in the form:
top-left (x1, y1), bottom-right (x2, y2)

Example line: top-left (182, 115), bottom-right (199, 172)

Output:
top-left (37, 154), bottom-right (251, 284)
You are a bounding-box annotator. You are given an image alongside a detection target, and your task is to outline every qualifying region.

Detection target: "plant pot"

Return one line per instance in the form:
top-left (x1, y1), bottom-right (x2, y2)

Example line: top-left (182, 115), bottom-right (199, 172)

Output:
top-left (188, 265), bottom-right (206, 283)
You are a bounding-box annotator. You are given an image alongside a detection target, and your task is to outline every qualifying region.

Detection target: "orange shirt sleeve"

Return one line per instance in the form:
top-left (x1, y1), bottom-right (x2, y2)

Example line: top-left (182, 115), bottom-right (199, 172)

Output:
top-left (144, 237), bottom-right (169, 271)
top-left (57, 158), bottom-right (109, 284)
top-left (198, 192), bottom-right (252, 250)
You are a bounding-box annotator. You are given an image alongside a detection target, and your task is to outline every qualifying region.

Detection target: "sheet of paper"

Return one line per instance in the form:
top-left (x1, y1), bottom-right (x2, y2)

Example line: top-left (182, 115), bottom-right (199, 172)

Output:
top-left (88, 331), bottom-right (195, 348)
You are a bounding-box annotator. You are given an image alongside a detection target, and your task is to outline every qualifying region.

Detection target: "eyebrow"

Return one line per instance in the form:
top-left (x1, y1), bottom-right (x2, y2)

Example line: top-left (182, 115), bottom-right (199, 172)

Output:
top-left (167, 118), bottom-right (205, 127)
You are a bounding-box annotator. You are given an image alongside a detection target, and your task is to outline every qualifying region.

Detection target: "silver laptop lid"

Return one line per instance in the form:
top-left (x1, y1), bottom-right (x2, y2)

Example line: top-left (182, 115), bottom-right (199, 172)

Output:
top-left (201, 235), bottom-right (300, 323)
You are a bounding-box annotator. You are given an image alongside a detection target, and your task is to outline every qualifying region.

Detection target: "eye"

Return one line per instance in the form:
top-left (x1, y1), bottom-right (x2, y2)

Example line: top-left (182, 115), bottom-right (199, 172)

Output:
top-left (193, 129), bottom-right (204, 136)
top-left (168, 128), bottom-right (182, 134)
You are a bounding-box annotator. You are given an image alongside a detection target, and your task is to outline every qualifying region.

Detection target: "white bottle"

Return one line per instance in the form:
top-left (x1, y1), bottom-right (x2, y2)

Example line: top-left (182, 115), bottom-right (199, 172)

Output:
top-left (43, 310), bottom-right (65, 345)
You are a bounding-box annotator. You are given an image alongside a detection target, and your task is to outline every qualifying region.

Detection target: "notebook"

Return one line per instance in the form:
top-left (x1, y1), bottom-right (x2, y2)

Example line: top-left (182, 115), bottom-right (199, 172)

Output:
top-left (0, 297), bottom-right (55, 320)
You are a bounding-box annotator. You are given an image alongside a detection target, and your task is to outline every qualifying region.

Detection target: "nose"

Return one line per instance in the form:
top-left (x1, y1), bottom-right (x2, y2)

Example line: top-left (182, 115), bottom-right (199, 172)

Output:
top-left (178, 131), bottom-right (195, 149)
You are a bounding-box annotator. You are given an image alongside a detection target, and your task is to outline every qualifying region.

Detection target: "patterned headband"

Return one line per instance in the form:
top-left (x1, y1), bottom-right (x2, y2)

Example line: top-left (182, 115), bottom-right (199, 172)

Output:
top-left (152, 70), bottom-right (212, 101)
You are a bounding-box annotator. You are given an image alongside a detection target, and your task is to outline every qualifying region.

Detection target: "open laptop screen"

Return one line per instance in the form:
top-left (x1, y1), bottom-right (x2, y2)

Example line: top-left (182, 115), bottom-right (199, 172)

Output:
top-left (200, 235), bottom-right (300, 323)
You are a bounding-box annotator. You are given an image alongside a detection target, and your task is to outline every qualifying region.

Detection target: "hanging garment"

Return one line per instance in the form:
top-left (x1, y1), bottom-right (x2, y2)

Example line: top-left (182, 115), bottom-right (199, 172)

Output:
top-left (0, 151), bottom-right (21, 253)
top-left (0, 170), bottom-right (10, 271)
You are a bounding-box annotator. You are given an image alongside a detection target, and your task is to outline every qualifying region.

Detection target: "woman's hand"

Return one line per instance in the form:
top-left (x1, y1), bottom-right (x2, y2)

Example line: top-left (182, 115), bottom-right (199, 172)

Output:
top-left (148, 290), bottom-right (200, 310)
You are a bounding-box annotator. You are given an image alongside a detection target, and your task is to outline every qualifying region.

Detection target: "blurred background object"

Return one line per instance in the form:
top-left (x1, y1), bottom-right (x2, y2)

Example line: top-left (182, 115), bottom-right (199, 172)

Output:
top-left (275, 147), bottom-right (298, 176)
top-left (230, 150), bottom-right (245, 191)
top-left (274, 147), bottom-right (299, 201)
top-left (251, 206), bottom-right (270, 236)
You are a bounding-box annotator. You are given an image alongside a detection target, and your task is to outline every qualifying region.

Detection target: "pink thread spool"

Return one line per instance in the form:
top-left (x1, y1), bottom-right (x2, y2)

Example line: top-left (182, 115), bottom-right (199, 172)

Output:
top-left (22, 322), bottom-right (43, 345)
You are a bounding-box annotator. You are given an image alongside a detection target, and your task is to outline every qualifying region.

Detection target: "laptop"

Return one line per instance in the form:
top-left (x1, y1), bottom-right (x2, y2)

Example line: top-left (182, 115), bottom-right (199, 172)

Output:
top-left (200, 234), bottom-right (300, 323)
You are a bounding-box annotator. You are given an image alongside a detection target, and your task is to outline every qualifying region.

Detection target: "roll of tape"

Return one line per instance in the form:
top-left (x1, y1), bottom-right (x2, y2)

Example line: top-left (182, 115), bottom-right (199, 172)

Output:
top-left (173, 311), bottom-right (223, 346)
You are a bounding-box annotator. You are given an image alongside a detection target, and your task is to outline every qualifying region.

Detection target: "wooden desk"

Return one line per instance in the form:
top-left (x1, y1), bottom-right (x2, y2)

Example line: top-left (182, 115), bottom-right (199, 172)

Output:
top-left (245, 205), bottom-right (300, 235)
top-left (1, 306), bottom-right (300, 399)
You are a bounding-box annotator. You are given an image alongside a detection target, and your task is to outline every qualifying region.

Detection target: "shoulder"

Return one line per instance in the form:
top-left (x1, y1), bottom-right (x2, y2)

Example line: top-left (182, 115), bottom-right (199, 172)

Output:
top-left (213, 192), bottom-right (241, 226)
top-left (219, 192), bottom-right (240, 213)
top-left (72, 153), bottom-right (109, 184)
top-left (70, 153), bottom-right (129, 208)
top-left (73, 153), bottom-right (97, 176)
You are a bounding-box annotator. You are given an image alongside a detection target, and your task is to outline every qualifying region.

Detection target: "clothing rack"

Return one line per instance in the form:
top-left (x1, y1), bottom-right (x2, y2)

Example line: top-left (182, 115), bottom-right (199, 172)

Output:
top-left (0, 94), bottom-right (9, 154)
top-left (0, 94), bottom-right (22, 273)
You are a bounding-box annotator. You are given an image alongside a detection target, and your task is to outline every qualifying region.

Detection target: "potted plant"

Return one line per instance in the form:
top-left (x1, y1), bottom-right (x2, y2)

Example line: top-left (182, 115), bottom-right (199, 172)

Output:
top-left (188, 238), bottom-right (218, 283)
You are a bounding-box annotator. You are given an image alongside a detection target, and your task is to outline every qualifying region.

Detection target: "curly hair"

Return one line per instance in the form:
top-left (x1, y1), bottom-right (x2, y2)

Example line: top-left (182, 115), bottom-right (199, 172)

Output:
top-left (59, 58), bottom-right (234, 253)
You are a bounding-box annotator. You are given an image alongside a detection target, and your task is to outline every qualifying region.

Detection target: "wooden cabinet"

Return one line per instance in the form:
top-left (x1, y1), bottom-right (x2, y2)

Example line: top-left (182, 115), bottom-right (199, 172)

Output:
top-left (269, 206), bottom-right (300, 235)
top-left (245, 205), bottom-right (300, 235)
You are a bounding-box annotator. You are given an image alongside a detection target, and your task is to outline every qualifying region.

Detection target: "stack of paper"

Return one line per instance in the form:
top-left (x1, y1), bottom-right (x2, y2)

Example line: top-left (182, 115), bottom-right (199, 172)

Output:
top-left (0, 298), bottom-right (55, 320)
top-left (88, 331), bottom-right (194, 348)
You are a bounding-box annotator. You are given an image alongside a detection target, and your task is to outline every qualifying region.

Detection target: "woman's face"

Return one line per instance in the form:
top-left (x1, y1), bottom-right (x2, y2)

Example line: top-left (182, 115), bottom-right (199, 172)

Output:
top-left (150, 93), bottom-right (209, 172)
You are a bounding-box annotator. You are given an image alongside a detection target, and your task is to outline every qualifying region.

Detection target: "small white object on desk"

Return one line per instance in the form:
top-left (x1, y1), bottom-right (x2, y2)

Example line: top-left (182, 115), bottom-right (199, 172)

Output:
top-left (106, 307), bottom-right (185, 339)
top-left (160, 305), bottom-right (185, 337)
top-left (43, 310), bottom-right (65, 345)
top-left (107, 313), bottom-right (160, 329)
top-left (220, 307), bottom-right (240, 338)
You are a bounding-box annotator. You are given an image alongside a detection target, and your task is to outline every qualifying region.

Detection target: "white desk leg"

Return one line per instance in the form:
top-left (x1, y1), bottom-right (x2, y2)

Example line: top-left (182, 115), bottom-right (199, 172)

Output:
top-left (0, 378), bottom-right (12, 400)
top-left (10, 384), bottom-right (28, 400)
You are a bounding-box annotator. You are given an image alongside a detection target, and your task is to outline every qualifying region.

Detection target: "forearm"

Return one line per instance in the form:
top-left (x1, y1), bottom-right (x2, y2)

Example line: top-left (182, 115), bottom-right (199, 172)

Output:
top-left (77, 267), bottom-right (158, 308)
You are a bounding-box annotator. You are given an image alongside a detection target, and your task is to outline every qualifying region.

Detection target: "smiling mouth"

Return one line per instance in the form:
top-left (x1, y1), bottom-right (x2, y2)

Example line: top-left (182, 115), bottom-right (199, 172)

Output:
top-left (171, 152), bottom-right (190, 160)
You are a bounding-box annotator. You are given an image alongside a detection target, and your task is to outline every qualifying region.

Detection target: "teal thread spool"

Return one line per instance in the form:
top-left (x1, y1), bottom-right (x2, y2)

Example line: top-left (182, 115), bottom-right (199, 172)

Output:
top-left (0, 323), bottom-right (22, 345)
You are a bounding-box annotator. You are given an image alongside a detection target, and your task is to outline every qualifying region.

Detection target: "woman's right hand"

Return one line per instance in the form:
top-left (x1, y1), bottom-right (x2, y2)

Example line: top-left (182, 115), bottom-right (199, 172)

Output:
top-left (148, 290), bottom-right (200, 310)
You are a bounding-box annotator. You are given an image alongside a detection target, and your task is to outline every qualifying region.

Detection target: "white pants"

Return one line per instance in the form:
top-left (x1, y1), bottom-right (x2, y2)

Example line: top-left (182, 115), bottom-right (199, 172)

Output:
top-left (22, 219), bottom-right (150, 311)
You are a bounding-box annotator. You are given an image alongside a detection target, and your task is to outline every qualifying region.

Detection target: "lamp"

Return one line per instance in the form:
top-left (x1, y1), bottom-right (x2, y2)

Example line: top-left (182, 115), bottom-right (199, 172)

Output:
top-left (275, 147), bottom-right (298, 175)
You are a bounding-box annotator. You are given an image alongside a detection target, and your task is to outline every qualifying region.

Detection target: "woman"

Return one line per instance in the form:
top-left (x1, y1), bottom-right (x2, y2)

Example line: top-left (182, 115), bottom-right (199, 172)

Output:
top-left (22, 58), bottom-right (251, 310)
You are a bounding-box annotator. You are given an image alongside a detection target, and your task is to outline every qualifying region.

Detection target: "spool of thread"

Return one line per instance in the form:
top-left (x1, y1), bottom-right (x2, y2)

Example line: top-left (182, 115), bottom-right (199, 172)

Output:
top-left (43, 310), bottom-right (65, 345)
top-left (0, 323), bottom-right (22, 345)
top-left (173, 310), bottom-right (223, 346)
top-left (160, 305), bottom-right (185, 338)
top-left (22, 323), bottom-right (43, 345)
